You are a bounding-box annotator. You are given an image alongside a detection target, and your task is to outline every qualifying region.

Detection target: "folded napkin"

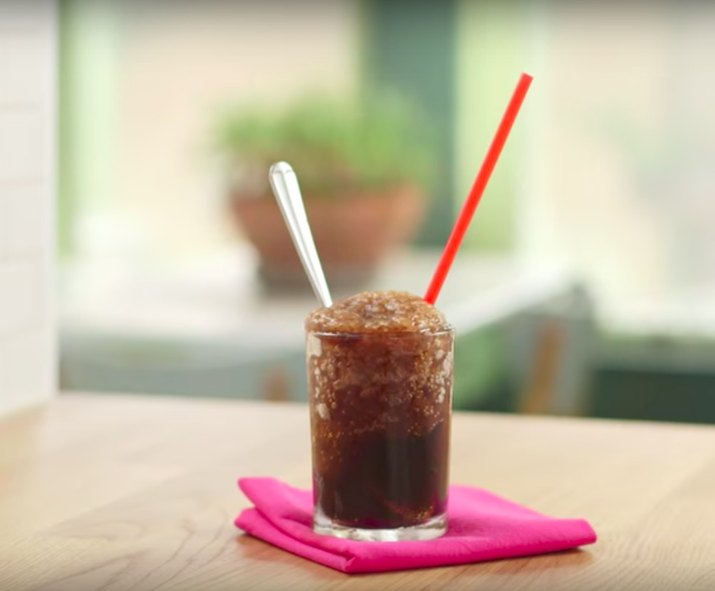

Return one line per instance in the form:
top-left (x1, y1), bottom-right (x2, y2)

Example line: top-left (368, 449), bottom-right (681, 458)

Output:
top-left (235, 477), bottom-right (596, 574)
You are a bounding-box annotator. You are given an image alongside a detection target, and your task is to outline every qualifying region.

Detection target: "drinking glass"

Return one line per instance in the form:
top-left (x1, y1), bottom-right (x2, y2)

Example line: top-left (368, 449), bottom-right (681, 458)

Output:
top-left (306, 327), bottom-right (454, 541)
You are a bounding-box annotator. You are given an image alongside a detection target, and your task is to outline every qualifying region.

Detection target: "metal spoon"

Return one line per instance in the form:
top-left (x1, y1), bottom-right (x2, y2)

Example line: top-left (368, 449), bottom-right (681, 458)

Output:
top-left (268, 161), bottom-right (333, 307)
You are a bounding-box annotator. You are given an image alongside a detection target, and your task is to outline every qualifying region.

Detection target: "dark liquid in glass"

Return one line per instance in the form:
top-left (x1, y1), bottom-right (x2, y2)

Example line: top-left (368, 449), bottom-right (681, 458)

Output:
top-left (306, 291), bottom-right (453, 533)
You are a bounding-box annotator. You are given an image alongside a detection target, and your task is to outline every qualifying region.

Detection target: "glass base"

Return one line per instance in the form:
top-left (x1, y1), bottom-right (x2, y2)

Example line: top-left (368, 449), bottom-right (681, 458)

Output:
top-left (313, 510), bottom-right (447, 542)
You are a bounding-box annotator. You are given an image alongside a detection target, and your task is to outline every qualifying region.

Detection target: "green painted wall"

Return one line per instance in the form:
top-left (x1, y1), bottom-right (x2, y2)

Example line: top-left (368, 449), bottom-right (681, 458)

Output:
top-left (362, 0), bottom-right (457, 246)
top-left (456, 0), bottom-right (527, 251)
top-left (363, 0), bottom-right (529, 251)
top-left (58, 0), bottom-right (119, 257)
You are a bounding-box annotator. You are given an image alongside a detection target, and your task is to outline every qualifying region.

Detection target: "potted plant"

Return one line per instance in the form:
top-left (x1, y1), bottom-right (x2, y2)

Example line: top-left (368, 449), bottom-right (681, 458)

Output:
top-left (214, 95), bottom-right (434, 290)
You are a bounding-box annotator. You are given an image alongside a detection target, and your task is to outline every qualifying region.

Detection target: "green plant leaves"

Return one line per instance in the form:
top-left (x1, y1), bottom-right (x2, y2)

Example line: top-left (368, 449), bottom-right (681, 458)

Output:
top-left (213, 94), bottom-right (435, 198)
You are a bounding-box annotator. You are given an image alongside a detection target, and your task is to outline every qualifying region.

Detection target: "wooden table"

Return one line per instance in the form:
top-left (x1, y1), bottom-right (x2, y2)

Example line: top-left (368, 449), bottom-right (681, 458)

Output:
top-left (1, 394), bottom-right (714, 590)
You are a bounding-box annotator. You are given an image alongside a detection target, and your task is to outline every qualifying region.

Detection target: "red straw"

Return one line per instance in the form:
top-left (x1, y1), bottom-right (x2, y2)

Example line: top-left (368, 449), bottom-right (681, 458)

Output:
top-left (424, 72), bottom-right (533, 305)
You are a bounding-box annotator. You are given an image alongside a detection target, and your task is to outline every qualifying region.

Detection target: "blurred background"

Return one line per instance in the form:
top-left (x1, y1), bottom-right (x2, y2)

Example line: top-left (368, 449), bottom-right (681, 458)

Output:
top-left (54, 0), bottom-right (715, 422)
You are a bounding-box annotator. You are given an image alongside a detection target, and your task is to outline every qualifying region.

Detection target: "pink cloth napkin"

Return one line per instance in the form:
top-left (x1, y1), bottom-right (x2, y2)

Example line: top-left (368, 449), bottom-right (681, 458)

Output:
top-left (234, 477), bottom-right (597, 574)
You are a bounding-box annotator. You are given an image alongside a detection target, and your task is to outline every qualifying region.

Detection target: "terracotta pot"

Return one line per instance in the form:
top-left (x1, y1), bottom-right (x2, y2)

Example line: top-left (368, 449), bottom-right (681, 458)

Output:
top-left (229, 185), bottom-right (425, 291)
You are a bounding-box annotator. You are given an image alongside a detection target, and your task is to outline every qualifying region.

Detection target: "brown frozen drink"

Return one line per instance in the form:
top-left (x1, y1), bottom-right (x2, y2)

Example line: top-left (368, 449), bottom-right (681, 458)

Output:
top-left (306, 290), bottom-right (454, 541)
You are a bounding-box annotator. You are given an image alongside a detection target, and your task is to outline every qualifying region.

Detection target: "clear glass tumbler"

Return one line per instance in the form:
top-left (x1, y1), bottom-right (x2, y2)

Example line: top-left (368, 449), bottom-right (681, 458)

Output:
top-left (306, 327), bottom-right (454, 542)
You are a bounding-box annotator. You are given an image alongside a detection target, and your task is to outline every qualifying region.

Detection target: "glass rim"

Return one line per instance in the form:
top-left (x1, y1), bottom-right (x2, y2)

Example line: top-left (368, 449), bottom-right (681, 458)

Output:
top-left (307, 325), bottom-right (455, 339)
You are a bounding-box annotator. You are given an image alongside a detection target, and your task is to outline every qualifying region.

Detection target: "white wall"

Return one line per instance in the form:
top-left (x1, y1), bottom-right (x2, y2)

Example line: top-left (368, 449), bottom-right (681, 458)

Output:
top-left (0, 1), bottom-right (56, 415)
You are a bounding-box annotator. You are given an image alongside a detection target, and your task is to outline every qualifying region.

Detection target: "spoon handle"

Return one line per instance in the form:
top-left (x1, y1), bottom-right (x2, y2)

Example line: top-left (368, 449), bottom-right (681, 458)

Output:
top-left (269, 161), bottom-right (333, 307)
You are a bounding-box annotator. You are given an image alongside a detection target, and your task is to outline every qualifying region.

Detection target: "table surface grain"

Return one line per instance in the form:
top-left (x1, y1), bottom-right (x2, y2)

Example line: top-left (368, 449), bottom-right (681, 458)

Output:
top-left (1, 393), bottom-right (714, 591)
